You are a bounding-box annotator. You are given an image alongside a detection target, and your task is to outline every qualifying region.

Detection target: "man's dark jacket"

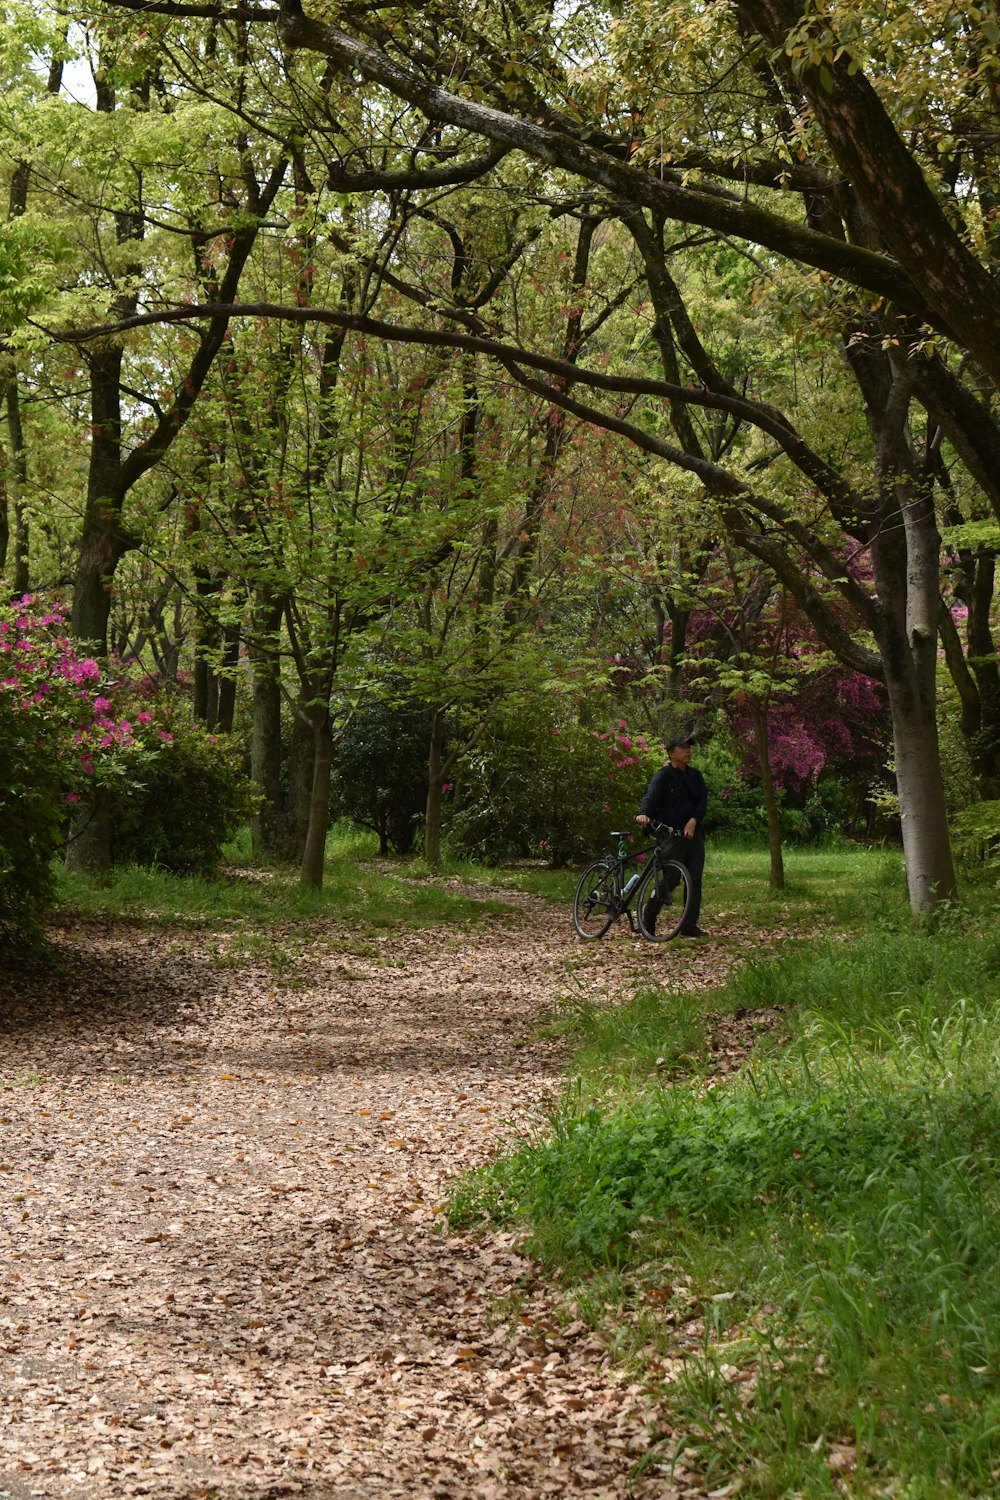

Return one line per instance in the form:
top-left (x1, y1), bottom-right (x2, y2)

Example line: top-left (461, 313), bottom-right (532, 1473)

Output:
top-left (639, 763), bottom-right (708, 832)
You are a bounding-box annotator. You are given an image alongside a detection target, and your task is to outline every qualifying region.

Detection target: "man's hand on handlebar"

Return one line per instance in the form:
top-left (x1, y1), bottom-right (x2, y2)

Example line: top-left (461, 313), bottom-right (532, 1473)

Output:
top-left (635, 814), bottom-right (697, 839)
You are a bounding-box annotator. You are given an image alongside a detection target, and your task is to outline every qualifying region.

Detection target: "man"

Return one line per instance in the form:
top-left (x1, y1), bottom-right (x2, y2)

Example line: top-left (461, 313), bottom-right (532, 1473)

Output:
top-left (636, 736), bottom-right (709, 938)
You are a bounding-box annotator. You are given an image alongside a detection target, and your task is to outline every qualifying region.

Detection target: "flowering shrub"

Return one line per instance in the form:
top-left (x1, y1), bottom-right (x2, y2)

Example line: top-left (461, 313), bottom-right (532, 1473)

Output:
top-left (0, 591), bottom-right (258, 951)
top-left (0, 680), bottom-right (64, 951)
top-left (728, 670), bottom-right (889, 798)
top-left (108, 690), bottom-right (258, 873)
top-left (446, 701), bottom-right (662, 865)
top-left (0, 592), bottom-right (141, 951)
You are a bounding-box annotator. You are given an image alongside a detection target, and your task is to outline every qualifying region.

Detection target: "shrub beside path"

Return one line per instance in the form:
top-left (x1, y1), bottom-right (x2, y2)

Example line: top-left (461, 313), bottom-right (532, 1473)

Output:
top-left (0, 885), bottom-right (771, 1499)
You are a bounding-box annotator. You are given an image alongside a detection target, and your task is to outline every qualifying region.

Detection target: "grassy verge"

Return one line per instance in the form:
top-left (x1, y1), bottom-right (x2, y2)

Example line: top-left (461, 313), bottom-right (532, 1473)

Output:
top-left (53, 823), bottom-right (517, 946)
top-left (448, 853), bottom-right (1000, 1498)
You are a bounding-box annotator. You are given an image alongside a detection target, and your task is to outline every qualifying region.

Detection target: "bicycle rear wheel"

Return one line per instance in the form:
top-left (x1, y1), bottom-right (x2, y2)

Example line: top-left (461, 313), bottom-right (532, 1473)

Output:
top-left (636, 856), bottom-right (693, 942)
top-left (573, 859), bottom-right (619, 939)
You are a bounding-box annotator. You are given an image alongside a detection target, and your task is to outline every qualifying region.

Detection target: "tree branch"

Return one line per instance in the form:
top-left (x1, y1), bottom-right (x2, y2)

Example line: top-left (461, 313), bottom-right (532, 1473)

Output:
top-left (98, 0), bottom-right (940, 326)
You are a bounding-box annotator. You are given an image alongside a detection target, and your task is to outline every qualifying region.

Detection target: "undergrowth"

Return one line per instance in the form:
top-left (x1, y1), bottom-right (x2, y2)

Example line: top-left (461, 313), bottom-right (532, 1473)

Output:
top-left (448, 858), bottom-right (1000, 1498)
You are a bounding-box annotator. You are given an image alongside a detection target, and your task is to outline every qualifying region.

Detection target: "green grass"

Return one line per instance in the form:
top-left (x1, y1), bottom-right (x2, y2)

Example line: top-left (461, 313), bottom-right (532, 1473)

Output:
top-left (447, 851), bottom-right (1000, 1498)
top-left (522, 836), bottom-right (907, 930)
top-left (705, 839), bottom-right (906, 932)
top-left (53, 823), bottom-right (518, 957)
top-left (0, 1069), bottom-right (42, 1089)
top-left (537, 986), bottom-right (711, 1086)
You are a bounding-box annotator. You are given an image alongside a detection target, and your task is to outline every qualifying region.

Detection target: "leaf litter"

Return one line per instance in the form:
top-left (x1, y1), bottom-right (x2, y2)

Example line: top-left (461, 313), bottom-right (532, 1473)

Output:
top-left (0, 886), bottom-right (771, 1498)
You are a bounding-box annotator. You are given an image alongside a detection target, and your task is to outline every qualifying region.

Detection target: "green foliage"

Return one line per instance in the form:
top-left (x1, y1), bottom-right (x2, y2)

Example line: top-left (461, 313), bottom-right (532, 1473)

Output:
top-left (544, 987), bottom-right (710, 1084)
top-left (780, 774), bottom-right (853, 845)
top-left (109, 697), bottom-right (259, 875)
top-left (937, 674), bottom-right (980, 815)
top-left (450, 1077), bottom-right (954, 1265)
top-left (0, 214), bottom-right (68, 323)
top-left (446, 700), bottom-right (661, 865)
top-left (952, 799), bottom-right (1000, 881)
top-left (939, 518), bottom-right (1000, 551)
top-left (697, 733), bottom-right (767, 840)
top-left (699, 733), bottom-right (855, 845)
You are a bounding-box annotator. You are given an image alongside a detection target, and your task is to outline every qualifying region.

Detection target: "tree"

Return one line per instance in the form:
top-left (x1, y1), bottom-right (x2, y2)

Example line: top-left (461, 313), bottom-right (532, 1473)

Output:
top-left (249, 0), bottom-right (983, 909)
top-left (35, 0), bottom-right (1000, 908)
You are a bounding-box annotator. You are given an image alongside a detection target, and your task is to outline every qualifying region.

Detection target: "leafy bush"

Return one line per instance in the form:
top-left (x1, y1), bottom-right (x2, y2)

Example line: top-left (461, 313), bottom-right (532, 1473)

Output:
top-left (700, 732), bottom-right (857, 845)
top-left (109, 693), bottom-right (258, 874)
top-left (446, 700), bottom-right (662, 865)
top-left (952, 798), bottom-right (1000, 881)
top-left (696, 732), bottom-right (766, 840)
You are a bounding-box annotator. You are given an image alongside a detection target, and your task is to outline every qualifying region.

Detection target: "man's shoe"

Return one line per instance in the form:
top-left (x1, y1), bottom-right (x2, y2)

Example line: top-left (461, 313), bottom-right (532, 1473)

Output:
top-left (680, 926), bottom-right (709, 938)
top-left (641, 904), bottom-right (657, 934)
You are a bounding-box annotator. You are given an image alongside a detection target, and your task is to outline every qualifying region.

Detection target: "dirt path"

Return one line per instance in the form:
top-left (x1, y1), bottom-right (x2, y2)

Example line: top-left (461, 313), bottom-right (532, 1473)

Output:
top-left (0, 888), bottom-right (767, 1499)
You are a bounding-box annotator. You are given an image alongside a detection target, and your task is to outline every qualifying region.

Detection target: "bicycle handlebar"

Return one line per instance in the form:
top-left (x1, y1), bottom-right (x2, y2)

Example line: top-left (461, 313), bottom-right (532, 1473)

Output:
top-left (612, 821), bottom-right (684, 851)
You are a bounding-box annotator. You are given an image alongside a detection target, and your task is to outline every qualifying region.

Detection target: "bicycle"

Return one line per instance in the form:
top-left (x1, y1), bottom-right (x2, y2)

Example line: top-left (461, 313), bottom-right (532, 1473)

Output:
top-left (572, 821), bottom-right (694, 943)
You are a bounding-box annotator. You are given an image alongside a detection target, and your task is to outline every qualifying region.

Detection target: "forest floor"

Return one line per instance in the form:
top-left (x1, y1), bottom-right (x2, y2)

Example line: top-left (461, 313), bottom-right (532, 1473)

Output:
top-left (0, 880), bottom-right (780, 1499)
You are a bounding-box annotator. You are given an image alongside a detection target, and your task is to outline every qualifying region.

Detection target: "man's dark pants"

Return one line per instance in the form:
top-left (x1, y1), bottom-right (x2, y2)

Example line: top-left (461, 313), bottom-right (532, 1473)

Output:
top-left (643, 832), bottom-right (705, 929)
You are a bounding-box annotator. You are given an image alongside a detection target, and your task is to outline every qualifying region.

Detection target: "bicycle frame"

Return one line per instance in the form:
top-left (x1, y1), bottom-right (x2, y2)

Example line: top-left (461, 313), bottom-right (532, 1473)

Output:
top-left (572, 822), bottom-right (691, 941)
top-left (609, 832), bottom-right (657, 928)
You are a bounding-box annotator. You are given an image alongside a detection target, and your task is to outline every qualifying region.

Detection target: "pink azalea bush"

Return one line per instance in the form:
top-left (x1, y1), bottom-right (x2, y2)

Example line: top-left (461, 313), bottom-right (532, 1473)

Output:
top-left (0, 592), bottom-right (144, 951)
top-left (0, 591), bottom-right (256, 952)
top-left (106, 685), bottom-right (257, 873)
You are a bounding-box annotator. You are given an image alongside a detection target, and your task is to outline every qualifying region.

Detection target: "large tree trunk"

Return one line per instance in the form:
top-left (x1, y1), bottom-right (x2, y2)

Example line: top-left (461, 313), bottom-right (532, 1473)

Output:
top-left (66, 376), bottom-right (127, 879)
top-left (300, 707), bottom-right (333, 889)
top-left (887, 675), bottom-right (955, 911)
top-left (72, 342), bottom-right (133, 656)
top-left (72, 517), bottom-right (130, 654)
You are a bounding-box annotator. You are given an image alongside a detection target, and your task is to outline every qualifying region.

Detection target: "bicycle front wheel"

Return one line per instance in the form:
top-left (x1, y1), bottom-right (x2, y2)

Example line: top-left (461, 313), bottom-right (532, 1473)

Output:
top-left (636, 857), bottom-right (693, 943)
top-left (573, 859), bottom-right (619, 939)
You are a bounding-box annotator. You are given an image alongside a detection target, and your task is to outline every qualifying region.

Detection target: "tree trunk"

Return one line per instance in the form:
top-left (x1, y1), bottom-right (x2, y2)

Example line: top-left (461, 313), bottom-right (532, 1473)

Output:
top-left (64, 796), bottom-right (112, 880)
top-left (887, 678), bottom-right (956, 911)
top-left (751, 698), bottom-right (785, 893)
top-left (870, 484), bottom-right (957, 911)
top-left (5, 380), bottom-right (29, 594)
top-left (300, 707), bottom-right (333, 889)
top-left (424, 709), bottom-right (445, 866)
top-left (217, 624), bottom-right (240, 733)
top-left (72, 342), bottom-right (132, 658)
top-left (250, 642), bottom-right (288, 859)
top-left (286, 712), bottom-right (314, 864)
